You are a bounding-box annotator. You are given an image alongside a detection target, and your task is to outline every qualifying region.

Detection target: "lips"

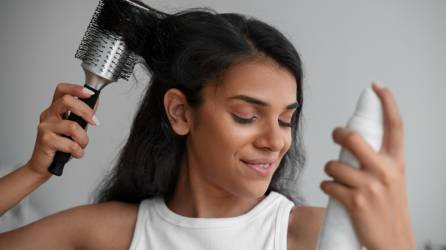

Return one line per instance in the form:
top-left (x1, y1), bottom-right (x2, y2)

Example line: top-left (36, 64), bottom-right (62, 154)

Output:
top-left (241, 159), bottom-right (276, 177)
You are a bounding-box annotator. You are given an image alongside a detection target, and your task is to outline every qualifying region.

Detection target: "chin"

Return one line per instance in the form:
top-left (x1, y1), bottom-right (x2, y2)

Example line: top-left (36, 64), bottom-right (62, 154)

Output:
top-left (235, 184), bottom-right (270, 201)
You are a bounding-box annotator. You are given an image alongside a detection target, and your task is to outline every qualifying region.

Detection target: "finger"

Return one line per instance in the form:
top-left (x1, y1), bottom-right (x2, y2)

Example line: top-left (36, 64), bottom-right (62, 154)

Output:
top-left (52, 83), bottom-right (94, 104)
top-left (84, 96), bottom-right (100, 132)
top-left (372, 83), bottom-right (404, 159)
top-left (49, 120), bottom-right (90, 148)
top-left (324, 160), bottom-right (372, 188)
top-left (39, 108), bottom-right (54, 123)
top-left (40, 131), bottom-right (85, 159)
top-left (332, 127), bottom-right (383, 173)
top-left (320, 180), bottom-right (353, 207)
top-left (50, 94), bottom-right (98, 126)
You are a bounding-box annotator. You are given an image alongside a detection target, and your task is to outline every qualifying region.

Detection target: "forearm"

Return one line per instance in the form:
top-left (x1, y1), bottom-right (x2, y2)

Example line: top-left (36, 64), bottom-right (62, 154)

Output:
top-left (0, 162), bottom-right (51, 215)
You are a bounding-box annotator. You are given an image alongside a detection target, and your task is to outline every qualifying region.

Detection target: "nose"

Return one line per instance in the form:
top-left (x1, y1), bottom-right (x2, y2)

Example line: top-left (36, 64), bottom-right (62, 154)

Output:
top-left (253, 120), bottom-right (286, 152)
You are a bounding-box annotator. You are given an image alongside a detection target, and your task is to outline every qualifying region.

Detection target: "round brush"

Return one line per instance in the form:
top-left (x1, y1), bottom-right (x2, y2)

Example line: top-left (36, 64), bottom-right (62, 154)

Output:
top-left (48, 0), bottom-right (145, 176)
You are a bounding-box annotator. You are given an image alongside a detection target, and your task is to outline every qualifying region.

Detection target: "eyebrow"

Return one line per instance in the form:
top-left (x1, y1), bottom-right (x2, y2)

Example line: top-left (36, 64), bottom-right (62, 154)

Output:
top-left (227, 95), bottom-right (300, 110)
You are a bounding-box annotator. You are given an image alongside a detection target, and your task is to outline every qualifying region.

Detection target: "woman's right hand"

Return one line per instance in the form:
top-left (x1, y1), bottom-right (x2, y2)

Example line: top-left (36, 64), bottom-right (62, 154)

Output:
top-left (26, 83), bottom-right (99, 177)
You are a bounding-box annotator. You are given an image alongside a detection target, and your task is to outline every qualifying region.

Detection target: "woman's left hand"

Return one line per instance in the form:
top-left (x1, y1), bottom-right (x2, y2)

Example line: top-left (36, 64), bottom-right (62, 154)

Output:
top-left (320, 83), bottom-right (415, 249)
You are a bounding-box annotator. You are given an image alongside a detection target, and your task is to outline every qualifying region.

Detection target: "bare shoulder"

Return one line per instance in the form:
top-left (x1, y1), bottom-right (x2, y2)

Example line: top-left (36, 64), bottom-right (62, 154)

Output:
top-left (73, 201), bottom-right (139, 250)
top-left (0, 201), bottom-right (138, 250)
top-left (287, 206), bottom-right (325, 250)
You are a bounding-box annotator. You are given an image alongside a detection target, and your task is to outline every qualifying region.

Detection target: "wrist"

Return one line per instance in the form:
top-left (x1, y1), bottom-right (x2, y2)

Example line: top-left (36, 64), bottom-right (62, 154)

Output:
top-left (23, 160), bottom-right (52, 181)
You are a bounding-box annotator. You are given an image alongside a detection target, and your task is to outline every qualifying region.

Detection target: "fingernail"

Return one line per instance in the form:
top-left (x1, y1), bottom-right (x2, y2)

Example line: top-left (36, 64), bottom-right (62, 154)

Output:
top-left (372, 82), bottom-right (385, 89)
top-left (82, 87), bottom-right (95, 96)
top-left (92, 115), bottom-right (100, 126)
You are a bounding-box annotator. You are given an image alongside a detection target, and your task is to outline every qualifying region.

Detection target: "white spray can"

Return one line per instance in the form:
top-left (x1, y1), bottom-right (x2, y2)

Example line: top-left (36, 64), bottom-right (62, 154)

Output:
top-left (317, 86), bottom-right (384, 250)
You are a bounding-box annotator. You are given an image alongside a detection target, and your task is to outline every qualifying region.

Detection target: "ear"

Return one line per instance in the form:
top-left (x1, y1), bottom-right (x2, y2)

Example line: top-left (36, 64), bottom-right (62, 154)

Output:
top-left (163, 88), bottom-right (192, 136)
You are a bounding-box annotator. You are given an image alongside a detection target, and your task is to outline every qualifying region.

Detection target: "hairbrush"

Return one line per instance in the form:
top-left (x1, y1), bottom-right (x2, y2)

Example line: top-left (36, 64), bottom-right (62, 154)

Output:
top-left (48, 0), bottom-right (147, 176)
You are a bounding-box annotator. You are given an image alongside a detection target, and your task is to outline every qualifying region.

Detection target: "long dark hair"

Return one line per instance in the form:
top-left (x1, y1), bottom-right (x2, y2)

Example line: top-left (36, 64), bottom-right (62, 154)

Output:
top-left (92, 0), bottom-right (306, 205)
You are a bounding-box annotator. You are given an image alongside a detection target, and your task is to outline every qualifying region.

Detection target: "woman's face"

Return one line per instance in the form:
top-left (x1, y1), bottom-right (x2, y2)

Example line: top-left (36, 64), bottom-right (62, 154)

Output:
top-left (186, 58), bottom-right (298, 199)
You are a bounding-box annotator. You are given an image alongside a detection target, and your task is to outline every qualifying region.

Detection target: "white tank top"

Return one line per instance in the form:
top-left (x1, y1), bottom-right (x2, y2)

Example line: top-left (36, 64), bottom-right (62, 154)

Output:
top-left (129, 191), bottom-right (295, 250)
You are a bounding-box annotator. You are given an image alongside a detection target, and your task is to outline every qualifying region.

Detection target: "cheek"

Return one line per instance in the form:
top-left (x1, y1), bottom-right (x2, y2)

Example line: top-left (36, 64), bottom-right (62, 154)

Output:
top-left (206, 113), bottom-right (253, 154)
top-left (283, 137), bottom-right (292, 154)
top-left (280, 133), bottom-right (294, 161)
top-left (192, 109), bottom-right (255, 161)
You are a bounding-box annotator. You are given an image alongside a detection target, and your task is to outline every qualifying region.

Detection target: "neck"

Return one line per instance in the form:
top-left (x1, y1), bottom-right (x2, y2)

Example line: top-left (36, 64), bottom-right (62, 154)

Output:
top-left (167, 153), bottom-right (265, 218)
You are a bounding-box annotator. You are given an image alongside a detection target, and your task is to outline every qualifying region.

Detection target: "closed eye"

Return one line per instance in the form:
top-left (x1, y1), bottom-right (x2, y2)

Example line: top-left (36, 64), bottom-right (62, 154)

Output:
top-left (231, 113), bottom-right (292, 128)
top-left (279, 120), bottom-right (292, 127)
top-left (231, 113), bottom-right (257, 124)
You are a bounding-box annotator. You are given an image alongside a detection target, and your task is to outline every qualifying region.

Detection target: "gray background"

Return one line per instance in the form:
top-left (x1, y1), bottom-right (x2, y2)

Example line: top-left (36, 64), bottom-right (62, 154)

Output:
top-left (0, 0), bottom-right (445, 248)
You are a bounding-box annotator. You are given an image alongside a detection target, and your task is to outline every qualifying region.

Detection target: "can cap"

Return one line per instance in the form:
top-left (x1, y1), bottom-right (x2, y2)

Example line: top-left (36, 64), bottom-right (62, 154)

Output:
top-left (354, 87), bottom-right (383, 125)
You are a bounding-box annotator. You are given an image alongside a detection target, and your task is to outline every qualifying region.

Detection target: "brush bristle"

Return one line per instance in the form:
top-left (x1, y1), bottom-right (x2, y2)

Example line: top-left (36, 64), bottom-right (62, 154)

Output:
top-left (75, 0), bottom-right (104, 61)
top-left (75, 0), bottom-right (138, 81)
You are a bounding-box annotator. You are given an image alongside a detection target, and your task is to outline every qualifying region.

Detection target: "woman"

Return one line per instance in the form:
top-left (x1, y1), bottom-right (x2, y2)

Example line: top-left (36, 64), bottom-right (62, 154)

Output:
top-left (0, 0), bottom-right (414, 249)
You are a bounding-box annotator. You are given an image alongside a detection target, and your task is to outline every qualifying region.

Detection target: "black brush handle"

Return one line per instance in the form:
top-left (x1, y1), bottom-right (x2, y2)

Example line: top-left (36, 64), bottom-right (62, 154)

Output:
top-left (48, 85), bottom-right (100, 176)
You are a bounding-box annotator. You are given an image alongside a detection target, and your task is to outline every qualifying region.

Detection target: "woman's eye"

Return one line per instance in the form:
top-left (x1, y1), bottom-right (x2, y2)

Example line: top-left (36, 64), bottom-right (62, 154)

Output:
top-left (231, 114), bottom-right (257, 124)
top-left (279, 120), bottom-right (292, 128)
top-left (232, 113), bottom-right (292, 128)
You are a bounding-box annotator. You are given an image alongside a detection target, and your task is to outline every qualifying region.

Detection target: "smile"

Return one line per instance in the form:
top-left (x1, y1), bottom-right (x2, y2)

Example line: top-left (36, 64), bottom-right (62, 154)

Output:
top-left (241, 160), bottom-right (275, 177)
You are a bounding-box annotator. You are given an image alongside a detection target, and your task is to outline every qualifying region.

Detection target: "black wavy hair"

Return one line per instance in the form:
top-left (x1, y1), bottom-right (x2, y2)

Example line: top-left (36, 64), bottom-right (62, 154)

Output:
top-left (93, 0), bottom-right (306, 205)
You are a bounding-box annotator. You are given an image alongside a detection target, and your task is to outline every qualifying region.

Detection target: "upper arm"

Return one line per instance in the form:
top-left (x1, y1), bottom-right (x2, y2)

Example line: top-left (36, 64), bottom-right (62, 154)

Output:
top-left (78, 202), bottom-right (138, 250)
top-left (288, 206), bottom-right (325, 250)
top-left (0, 202), bottom-right (138, 250)
top-left (0, 205), bottom-right (90, 250)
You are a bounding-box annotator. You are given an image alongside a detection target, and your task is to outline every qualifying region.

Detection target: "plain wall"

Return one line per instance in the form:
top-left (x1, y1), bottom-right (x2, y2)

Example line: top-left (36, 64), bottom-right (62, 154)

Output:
top-left (0, 0), bottom-right (445, 248)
